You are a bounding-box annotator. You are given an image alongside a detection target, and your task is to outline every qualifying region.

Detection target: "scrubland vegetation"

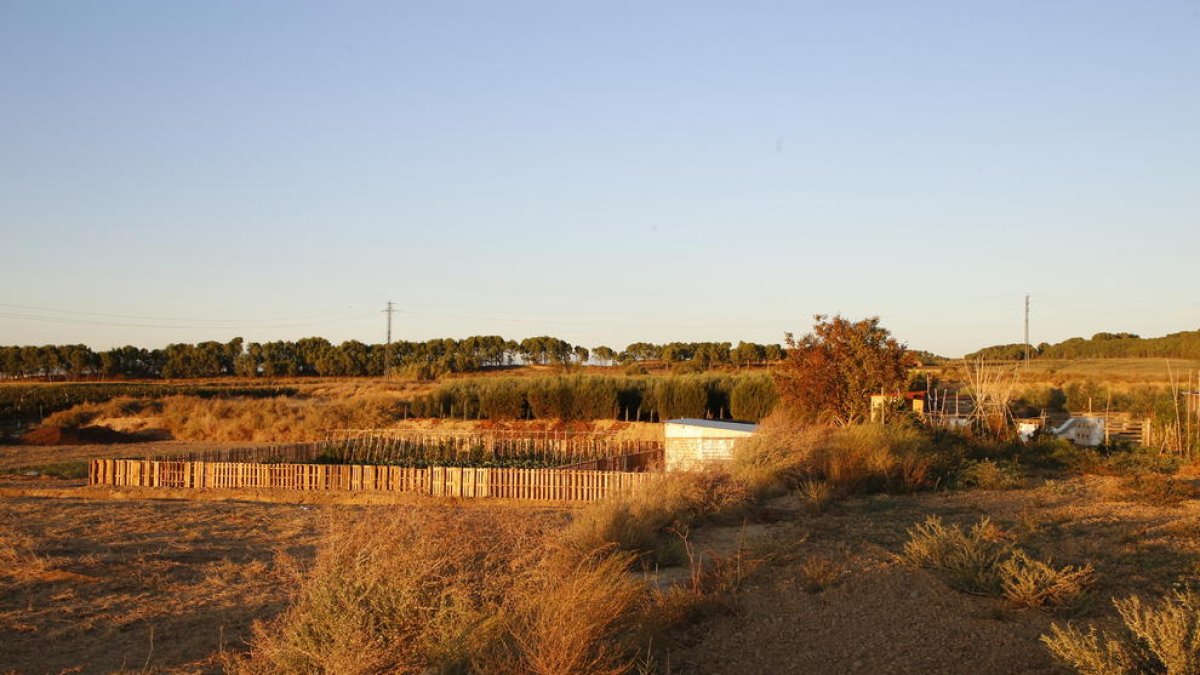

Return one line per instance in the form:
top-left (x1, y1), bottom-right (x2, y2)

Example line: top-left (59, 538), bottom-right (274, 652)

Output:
top-left (8, 317), bottom-right (1200, 673)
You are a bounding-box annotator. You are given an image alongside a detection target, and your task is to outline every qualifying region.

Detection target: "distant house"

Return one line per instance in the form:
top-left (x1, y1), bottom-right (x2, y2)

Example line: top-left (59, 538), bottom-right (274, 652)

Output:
top-left (664, 418), bottom-right (757, 472)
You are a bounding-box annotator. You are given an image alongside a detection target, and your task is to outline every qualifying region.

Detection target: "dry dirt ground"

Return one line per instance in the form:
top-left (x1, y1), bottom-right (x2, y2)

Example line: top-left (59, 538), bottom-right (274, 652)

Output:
top-left (3, 473), bottom-right (1199, 674)
top-left (669, 474), bottom-right (1200, 674)
top-left (0, 496), bottom-right (332, 674)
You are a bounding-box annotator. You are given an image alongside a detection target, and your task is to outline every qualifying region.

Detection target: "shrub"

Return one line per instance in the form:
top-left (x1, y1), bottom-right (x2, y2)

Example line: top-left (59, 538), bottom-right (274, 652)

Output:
top-left (731, 417), bottom-right (961, 500)
top-left (999, 550), bottom-right (1094, 609)
top-left (956, 459), bottom-right (1025, 490)
top-left (563, 470), bottom-right (755, 565)
top-left (796, 480), bottom-right (835, 514)
top-left (232, 508), bottom-right (643, 675)
top-left (806, 424), bottom-right (945, 495)
top-left (1102, 447), bottom-right (1182, 477)
top-left (901, 516), bottom-right (1008, 595)
top-left (653, 376), bottom-right (709, 420)
top-left (903, 516), bottom-right (1096, 608)
top-left (798, 555), bottom-right (841, 593)
top-left (1043, 588), bottom-right (1200, 675)
top-left (729, 413), bottom-right (828, 496)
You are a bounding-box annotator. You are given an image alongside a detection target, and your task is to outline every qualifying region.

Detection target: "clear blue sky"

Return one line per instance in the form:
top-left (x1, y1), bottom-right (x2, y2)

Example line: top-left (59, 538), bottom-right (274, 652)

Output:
top-left (2, 1), bottom-right (1197, 356)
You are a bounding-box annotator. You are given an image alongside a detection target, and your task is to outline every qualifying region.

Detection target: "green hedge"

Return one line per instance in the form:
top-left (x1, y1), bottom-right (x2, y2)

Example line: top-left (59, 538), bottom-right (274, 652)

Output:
top-left (411, 373), bottom-right (777, 422)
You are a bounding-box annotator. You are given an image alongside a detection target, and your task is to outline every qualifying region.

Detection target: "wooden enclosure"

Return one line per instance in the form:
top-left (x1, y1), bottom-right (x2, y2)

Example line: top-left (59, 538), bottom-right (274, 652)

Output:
top-left (88, 458), bottom-right (655, 502)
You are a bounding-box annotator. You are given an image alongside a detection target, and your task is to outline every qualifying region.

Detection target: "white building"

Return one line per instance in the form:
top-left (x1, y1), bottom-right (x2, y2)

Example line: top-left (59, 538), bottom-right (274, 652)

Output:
top-left (664, 418), bottom-right (758, 472)
top-left (1051, 417), bottom-right (1106, 447)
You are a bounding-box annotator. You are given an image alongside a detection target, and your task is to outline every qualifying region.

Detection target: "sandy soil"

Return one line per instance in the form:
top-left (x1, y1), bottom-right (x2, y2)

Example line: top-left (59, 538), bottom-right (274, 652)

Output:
top-left (4, 473), bottom-right (1197, 674)
top-left (0, 497), bottom-right (328, 674)
top-left (668, 475), bottom-right (1200, 674)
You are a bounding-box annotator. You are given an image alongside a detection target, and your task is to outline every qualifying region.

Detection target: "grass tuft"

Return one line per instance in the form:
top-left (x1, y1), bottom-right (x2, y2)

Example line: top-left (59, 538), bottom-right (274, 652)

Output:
top-left (902, 516), bottom-right (1095, 608)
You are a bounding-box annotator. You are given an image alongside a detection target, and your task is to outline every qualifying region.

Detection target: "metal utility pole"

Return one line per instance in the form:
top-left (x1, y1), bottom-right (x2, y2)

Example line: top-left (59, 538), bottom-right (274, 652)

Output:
top-left (383, 301), bottom-right (395, 378)
top-left (1024, 294), bottom-right (1031, 364)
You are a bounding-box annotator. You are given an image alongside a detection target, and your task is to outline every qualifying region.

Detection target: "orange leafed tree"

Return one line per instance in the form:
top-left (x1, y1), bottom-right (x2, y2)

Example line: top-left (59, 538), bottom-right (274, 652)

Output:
top-left (773, 315), bottom-right (911, 426)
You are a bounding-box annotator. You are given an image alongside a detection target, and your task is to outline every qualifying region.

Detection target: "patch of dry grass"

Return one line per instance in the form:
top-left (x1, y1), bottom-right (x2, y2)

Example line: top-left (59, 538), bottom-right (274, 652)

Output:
top-left (231, 508), bottom-right (645, 675)
top-left (563, 470), bottom-right (756, 565)
top-left (0, 524), bottom-right (51, 582)
top-left (733, 416), bottom-right (951, 500)
top-left (1118, 473), bottom-right (1200, 507)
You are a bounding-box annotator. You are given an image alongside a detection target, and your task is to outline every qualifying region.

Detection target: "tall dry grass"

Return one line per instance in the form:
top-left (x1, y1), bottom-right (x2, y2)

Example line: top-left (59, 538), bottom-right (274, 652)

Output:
top-left (230, 508), bottom-right (644, 675)
top-left (44, 394), bottom-right (408, 443)
top-left (563, 470), bottom-right (754, 565)
top-left (731, 412), bottom-right (952, 498)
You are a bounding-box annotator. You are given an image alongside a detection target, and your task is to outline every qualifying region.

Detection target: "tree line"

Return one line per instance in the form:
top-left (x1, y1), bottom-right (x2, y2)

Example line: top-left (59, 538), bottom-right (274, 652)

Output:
top-left (965, 329), bottom-right (1200, 362)
top-left (0, 336), bottom-right (787, 381)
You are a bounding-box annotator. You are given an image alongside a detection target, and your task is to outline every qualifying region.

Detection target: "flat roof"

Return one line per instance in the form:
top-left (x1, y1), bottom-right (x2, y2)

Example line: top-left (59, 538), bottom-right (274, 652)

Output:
top-left (665, 418), bottom-right (758, 432)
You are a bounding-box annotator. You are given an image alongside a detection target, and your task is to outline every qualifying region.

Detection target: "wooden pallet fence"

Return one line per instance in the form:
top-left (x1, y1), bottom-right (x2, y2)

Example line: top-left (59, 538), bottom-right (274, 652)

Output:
top-left (88, 459), bottom-right (654, 502)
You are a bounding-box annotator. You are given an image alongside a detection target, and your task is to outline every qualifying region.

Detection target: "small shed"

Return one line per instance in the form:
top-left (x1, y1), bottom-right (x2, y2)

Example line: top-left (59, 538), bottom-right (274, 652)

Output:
top-left (664, 418), bottom-right (758, 472)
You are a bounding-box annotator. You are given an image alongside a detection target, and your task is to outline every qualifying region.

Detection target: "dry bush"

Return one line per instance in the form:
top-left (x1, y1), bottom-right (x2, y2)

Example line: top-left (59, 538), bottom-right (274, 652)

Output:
top-left (647, 529), bottom-right (765, 627)
top-left (42, 396), bottom-right (158, 428)
top-left (155, 395), bottom-right (402, 442)
top-left (957, 459), bottom-right (1025, 491)
top-left (730, 412), bottom-right (829, 494)
top-left (808, 424), bottom-right (939, 495)
top-left (903, 516), bottom-right (1095, 609)
top-left (732, 415), bottom-right (953, 502)
top-left (901, 516), bottom-right (1009, 595)
top-left (498, 549), bottom-right (644, 675)
top-left (999, 550), bottom-right (1095, 609)
top-left (563, 470), bottom-right (755, 565)
top-left (796, 480), bottom-right (835, 514)
top-left (231, 508), bottom-right (643, 675)
top-left (1043, 588), bottom-right (1200, 674)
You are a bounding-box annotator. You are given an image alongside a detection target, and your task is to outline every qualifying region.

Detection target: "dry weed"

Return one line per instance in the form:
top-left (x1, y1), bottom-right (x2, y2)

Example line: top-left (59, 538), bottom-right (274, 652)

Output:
top-left (797, 555), bottom-right (841, 594)
top-left (999, 551), bottom-right (1095, 609)
top-left (904, 516), bottom-right (1096, 610)
top-left (901, 516), bottom-right (1009, 595)
top-left (1043, 587), bottom-right (1200, 674)
top-left (796, 480), bottom-right (834, 514)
